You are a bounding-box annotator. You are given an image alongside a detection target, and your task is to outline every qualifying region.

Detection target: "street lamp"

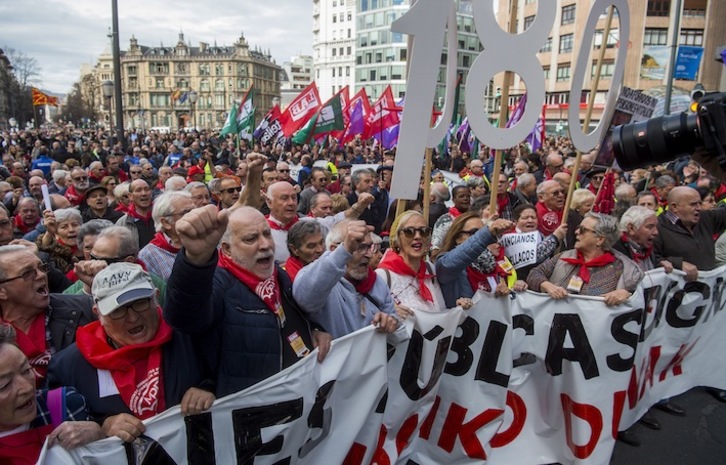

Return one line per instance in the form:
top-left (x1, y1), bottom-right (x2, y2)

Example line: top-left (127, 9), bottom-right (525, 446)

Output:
top-left (188, 90), bottom-right (198, 130)
top-left (8, 118), bottom-right (17, 132)
top-left (101, 80), bottom-right (114, 134)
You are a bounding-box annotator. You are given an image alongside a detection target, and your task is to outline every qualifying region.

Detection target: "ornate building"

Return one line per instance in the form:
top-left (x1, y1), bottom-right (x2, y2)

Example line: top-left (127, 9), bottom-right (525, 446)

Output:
top-left (92, 32), bottom-right (282, 130)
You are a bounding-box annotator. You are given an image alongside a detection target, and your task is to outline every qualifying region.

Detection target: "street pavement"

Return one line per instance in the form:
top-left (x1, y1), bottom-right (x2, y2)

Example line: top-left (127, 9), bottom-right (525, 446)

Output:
top-left (610, 387), bottom-right (726, 464)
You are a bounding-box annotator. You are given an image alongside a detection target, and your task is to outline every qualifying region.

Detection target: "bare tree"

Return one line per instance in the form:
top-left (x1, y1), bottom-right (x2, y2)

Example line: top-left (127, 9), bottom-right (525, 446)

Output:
top-left (4, 47), bottom-right (41, 88)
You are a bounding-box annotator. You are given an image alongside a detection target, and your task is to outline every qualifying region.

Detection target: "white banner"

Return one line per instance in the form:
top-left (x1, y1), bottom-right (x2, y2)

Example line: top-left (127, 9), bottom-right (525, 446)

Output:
top-left (39, 266), bottom-right (726, 465)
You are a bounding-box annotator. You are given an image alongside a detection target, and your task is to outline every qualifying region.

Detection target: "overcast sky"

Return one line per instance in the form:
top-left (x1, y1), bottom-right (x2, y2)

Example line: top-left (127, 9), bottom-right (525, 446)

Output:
top-left (1, 0), bottom-right (313, 95)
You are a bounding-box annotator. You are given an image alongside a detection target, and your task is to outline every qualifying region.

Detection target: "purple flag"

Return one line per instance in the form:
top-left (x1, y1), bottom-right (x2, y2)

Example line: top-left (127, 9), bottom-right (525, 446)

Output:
top-left (341, 100), bottom-right (365, 146)
top-left (526, 115), bottom-right (544, 153)
top-left (373, 124), bottom-right (399, 150)
top-left (505, 93), bottom-right (527, 128)
top-left (722, 48), bottom-right (726, 67)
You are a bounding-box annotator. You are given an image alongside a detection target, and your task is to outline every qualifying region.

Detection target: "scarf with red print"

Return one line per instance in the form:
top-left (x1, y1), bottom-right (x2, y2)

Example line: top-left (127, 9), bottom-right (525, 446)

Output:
top-left (266, 215), bottom-right (299, 231)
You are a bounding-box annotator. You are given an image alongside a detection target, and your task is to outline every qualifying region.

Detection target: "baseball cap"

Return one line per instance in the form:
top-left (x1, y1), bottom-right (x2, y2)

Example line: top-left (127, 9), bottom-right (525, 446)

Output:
top-left (92, 263), bottom-right (156, 316)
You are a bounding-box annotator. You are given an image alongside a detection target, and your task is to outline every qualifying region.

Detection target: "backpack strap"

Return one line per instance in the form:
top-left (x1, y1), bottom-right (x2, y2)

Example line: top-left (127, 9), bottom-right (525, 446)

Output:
top-left (425, 261), bottom-right (437, 285)
top-left (47, 387), bottom-right (66, 427)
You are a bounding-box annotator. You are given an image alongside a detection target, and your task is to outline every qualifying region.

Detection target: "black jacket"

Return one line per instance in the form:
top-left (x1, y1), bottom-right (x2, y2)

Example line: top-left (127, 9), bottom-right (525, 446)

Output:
top-left (654, 208), bottom-right (726, 271)
top-left (48, 293), bottom-right (95, 353)
top-left (164, 250), bottom-right (321, 397)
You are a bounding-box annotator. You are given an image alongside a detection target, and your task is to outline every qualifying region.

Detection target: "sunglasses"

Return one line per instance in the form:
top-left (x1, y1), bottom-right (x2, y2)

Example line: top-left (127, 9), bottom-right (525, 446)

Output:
top-left (222, 186), bottom-right (242, 194)
top-left (399, 226), bottom-right (431, 239)
top-left (458, 228), bottom-right (480, 238)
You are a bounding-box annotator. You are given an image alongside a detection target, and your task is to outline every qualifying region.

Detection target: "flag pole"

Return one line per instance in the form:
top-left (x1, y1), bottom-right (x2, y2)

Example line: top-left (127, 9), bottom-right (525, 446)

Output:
top-left (562, 6), bottom-right (615, 223)
top-left (489, 0), bottom-right (519, 216)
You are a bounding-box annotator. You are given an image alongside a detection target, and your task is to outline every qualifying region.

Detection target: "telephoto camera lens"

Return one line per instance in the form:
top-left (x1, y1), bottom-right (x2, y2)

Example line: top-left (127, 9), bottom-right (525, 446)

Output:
top-left (612, 112), bottom-right (701, 171)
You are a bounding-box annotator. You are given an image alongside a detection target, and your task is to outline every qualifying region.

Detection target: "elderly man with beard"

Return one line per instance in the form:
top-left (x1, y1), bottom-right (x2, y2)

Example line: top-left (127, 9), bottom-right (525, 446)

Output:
top-left (48, 263), bottom-right (214, 442)
top-left (116, 179), bottom-right (155, 248)
top-left (0, 245), bottom-right (94, 388)
top-left (293, 219), bottom-right (401, 339)
top-left (64, 168), bottom-right (91, 208)
top-left (82, 184), bottom-right (123, 223)
top-left (164, 205), bottom-right (332, 396)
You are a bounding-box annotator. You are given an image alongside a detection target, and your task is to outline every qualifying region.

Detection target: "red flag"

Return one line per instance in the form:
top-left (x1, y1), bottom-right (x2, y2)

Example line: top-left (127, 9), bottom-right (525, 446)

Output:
top-left (277, 82), bottom-right (322, 137)
top-left (364, 86), bottom-right (401, 139)
top-left (32, 88), bottom-right (57, 107)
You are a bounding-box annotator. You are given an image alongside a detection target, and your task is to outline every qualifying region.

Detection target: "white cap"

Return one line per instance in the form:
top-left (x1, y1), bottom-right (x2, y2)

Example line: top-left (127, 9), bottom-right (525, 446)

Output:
top-left (92, 262), bottom-right (155, 316)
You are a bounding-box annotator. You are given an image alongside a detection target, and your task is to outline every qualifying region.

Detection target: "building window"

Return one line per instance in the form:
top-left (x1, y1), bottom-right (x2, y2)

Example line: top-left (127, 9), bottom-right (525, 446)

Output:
top-left (591, 61), bottom-right (614, 78)
top-left (556, 64), bottom-right (571, 82)
top-left (215, 79), bottom-right (225, 91)
top-left (200, 79), bottom-right (210, 92)
top-left (333, 14), bottom-right (337, 23)
top-left (541, 37), bottom-right (552, 53)
top-left (647, 0), bottom-right (671, 16)
top-left (594, 29), bottom-right (619, 49)
top-left (199, 64), bottom-right (211, 76)
top-left (524, 15), bottom-right (535, 30)
top-left (559, 33), bottom-right (574, 53)
top-left (644, 28), bottom-right (668, 46)
top-left (561, 4), bottom-right (576, 25)
top-left (332, 68), bottom-right (336, 77)
top-left (332, 48), bottom-right (337, 56)
top-left (680, 29), bottom-right (704, 46)
top-left (543, 67), bottom-right (550, 80)
top-left (215, 64), bottom-right (224, 75)
top-left (127, 65), bottom-right (137, 75)
top-left (150, 62), bottom-right (169, 75)
top-left (346, 66), bottom-right (350, 76)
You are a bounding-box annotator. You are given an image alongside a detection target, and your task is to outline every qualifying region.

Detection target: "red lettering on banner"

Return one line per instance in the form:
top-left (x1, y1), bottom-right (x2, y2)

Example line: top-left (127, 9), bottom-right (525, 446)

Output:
top-left (611, 390), bottom-right (626, 440)
top-left (419, 396), bottom-right (441, 440)
top-left (437, 402), bottom-right (504, 459)
top-left (628, 345), bottom-right (661, 403)
top-left (561, 394), bottom-right (603, 459)
top-left (343, 442), bottom-right (369, 465)
top-left (369, 425), bottom-right (390, 465)
top-left (490, 391), bottom-right (527, 448)
top-left (396, 414), bottom-right (419, 454)
top-left (658, 338), bottom-right (699, 382)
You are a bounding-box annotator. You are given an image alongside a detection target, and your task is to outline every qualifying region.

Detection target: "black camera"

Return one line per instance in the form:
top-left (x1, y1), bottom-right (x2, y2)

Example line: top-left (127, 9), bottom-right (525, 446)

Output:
top-left (612, 92), bottom-right (726, 171)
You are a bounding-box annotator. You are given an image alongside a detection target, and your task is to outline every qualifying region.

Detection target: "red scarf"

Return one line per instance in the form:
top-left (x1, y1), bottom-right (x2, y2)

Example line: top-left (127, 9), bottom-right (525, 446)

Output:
top-left (560, 251), bottom-right (616, 283)
top-left (536, 202), bottom-right (563, 236)
top-left (149, 232), bottom-right (180, 254)
top-left (114, 203), bottom-right (129, 213)
top-left (497, 193), bottom-right (509, 217)
top-left (64, 185), bottom-right (85, 206)
top-left (13, 214), bottom-right (38, 234)
top-left (345, 268), bottom-right (378, 295)
top-left (284, 255), bottom-right (305, 281)
top-left (75, 311), bottom-right (171, 419)
top-left (6, 314), bottom-right (50, 385)
top-left (448, 207), bottom-right (463, 218)
top-left (56, 237), bottom-right (79, 256)
top-left (266, 215), bottom-right (299, 231)
top-left (126, 203), bottom-right (152, 222)
top-left (0, 424), bottom-right (55, 465)
top-left (466, 266), bottom-right (493, 293)
top-left (217, 252), bottom-right (282, 316)
top-left (377, 251), bottom-right (434, 302)
top-left (621, 233), bottom-right (652, 262)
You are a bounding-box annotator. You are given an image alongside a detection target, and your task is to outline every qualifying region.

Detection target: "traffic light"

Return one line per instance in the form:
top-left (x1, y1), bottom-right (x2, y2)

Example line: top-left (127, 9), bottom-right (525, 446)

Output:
top-left (690, 83), bottom-right (705, 112)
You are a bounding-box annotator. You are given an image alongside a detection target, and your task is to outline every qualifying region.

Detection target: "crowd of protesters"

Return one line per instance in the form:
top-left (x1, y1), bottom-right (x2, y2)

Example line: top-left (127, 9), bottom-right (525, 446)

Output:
top-left (0, 123), bottom-right (725, 462)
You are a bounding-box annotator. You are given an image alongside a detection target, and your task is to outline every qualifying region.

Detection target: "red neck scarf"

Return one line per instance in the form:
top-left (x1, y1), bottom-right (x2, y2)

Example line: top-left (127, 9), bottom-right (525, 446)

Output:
top-left (75, 310), bottom-right (171, 419)
top-left (149, 232), bottom-right (180, 254)
top-left (0, 424), bottom-right (55, 465)
top-left (448, 207), bottom-right (463, 218)
top-left (377, 251), bottom-right (435, 302)
top-left (126, 203), bottom-right (152, 222)
top-left (560, 250), bottom-right (616, 283)
top-left (497, 193), bottom-right (510, 217)
top-left (535, 202), bottom-right (563, 236)
top-left (466, 267), bottom-right (493, 293)
top-left (115, 203), bottom-right (129, 213)
top-left (621, 233), bottom-right (652, 262)
top-left (13, 214), bottom-right (38, 234)
top-left (266, 215), bottom-right (299, 231)
top-left (217, 252), bottom-right (282, 316)
top-left (56, 237), bottom-right (79, 256)
top-left (284, 255), bottom-right (305, 281)
top-left (345, 268), bottom-right (378, 295)
top-left (5, 314), bottom-right (49, 385)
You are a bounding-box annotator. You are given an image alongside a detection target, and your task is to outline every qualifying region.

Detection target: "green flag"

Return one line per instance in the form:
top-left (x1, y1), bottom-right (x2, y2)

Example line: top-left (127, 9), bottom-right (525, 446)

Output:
top-left (237, 87), bottom-right (255, 142)
top-left (312, 92), bottom-right (345, 136)
top-left (220, 102), bottom-right (239, 137)
top-left (291, 110), bottom-right (319, 145)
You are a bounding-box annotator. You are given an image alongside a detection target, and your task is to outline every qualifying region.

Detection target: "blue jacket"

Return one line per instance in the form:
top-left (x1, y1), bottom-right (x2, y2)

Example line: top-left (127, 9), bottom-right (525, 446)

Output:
top-left (164, 250), bottom-right (320, 397)
top-left (435, 226), bottom-right (499, 308)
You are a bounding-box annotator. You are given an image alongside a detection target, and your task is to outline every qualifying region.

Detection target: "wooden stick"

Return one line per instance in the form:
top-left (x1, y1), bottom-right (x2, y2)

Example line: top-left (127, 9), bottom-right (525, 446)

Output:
top-left (422, 148), bottom-right (432, 221)
top-left (562, 6), bottom-right (614, 223)
top-left (489, 0), bottom-right (519, 216)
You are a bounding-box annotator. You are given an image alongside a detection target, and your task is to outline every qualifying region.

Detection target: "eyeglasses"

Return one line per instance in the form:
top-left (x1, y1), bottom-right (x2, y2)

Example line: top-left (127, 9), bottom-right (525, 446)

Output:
top-left (353, 242), bottom-right (377, 255)
top-left (222, 186), bottom-right (242, 194)
top-left (399, 226), bottom-right (431, 239)
top-left (0, 262), bottom-right (50, 284)
top-left (576, 225), bottom-right (597, 235)
top-left (130, 171), bottom-right (142, 175)
top-left (90, 253), bottom-right (130, 264)
top-left (591, 175), bottom-right (604, 181)
top-left (458, 228), bottom-right (480, 238)
top-left (549, 189), bottom-right (565, 196)
top-left (166, 209), bottom-right (193, 219)
top-left (278, 169), bottom-right (290, 173)
top-left (107, 298), bottom-right (153, 320)
top-left (73, 176), bottom-right (88, 182)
